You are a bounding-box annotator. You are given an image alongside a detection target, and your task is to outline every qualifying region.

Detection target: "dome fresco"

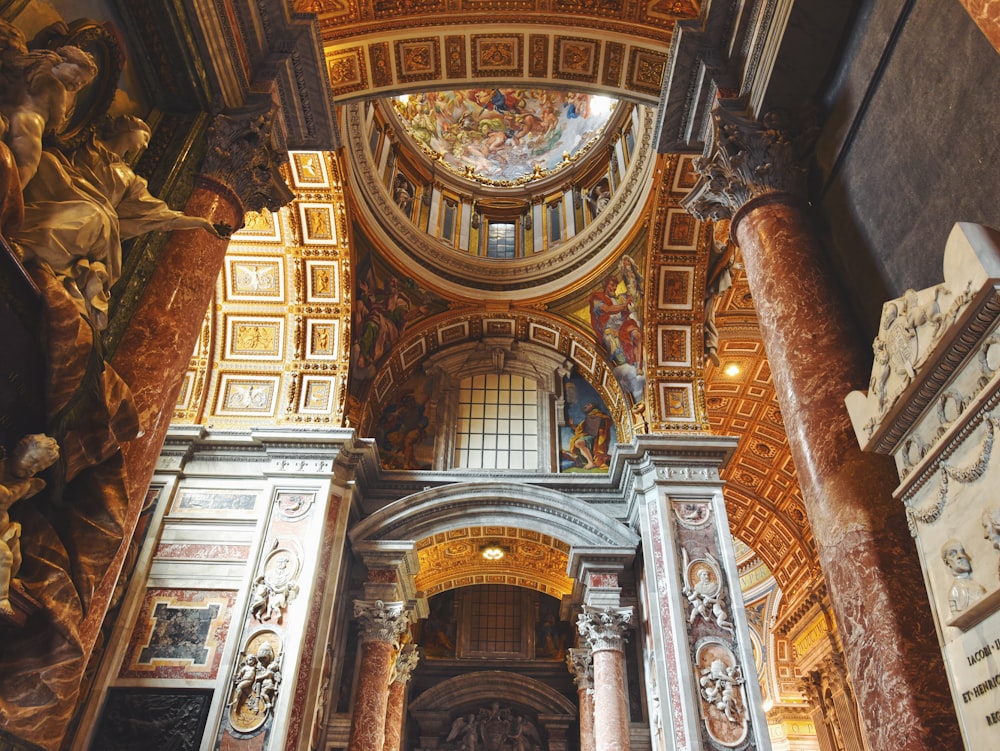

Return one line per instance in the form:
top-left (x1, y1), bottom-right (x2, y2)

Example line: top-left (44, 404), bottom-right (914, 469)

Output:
top-left (392, 89), bottom-right (616, 185)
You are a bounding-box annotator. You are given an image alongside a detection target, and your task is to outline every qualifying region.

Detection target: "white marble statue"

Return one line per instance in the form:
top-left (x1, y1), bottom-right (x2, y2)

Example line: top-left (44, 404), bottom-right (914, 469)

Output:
top-left (0, 434), bottom-right (59, 618)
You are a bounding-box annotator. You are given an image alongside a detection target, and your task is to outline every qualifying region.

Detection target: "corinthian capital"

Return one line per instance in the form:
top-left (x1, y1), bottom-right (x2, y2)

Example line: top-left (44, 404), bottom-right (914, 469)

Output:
top-left (200, 98), bottom-right (295, 216)
top-left (391, 644), bottom-right (420, 685)
top-left (577, 606), bottom-right (633, 652)
top-left (354, 599), bottom-right (409, 646)
top-left (681, 107), bottom-right (818, 222)
top-left (566, 648), bottom-right (594, 691)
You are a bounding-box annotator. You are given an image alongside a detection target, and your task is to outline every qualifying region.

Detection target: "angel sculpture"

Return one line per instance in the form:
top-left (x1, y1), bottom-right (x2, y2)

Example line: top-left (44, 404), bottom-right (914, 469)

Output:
top-left (0, 20), bottom-right (98, 187)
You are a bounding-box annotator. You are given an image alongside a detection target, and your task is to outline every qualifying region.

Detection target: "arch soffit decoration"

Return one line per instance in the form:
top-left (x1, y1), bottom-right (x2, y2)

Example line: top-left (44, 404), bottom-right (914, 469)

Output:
top-left (355, 309), bottom-right (634, 443)
top-left (409, 670), bottom-right (577, 717)
top-left (350, 481), bottom-right (640, 551)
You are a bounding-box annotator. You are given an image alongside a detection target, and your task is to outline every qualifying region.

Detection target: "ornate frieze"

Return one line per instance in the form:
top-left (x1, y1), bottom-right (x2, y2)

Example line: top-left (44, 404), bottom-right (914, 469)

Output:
top-left (354, 599), bottom-right (410, 645)
top-left (577, 606), bottom-right (632, 651)
top-left (680, 107), bottom-right (817, 222)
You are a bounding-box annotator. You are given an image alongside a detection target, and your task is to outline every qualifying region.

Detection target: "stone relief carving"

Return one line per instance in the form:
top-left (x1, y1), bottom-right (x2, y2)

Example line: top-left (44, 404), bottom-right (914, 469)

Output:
top-left (941, 539), bottom-right (986, 614)
top-left (227, 630), bottom-right (283, 734)
top-left (249, 546), bottom-right (300, 624)
top-left (846, 224), bottom-right (995, 446)
top-left (907, 413), bottom-right (997, 529)
top-left (0, 433), bottom-right (59, 625)
top-left (673, 500), bottom-right (712, 529)
top-left (696, 640), bottom-right (748, 746)
top-left (681, 549), bottom-right (733, 634)
top-left (444, 702), bottom-right (543, 751)
top-left (982, 507), bottom-right (1000, 581)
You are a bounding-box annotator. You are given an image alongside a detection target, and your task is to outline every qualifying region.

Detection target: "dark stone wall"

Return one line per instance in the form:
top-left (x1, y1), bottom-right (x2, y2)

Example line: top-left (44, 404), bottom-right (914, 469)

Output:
top-left (815, 0), bottom-right (1000, 335)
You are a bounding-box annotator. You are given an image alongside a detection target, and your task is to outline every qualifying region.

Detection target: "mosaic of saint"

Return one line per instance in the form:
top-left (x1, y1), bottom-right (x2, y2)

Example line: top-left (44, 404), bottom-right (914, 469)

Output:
top-left (589, 254), bottom-right (645, 404)
top-left (392, 89), bottom-right (615, 183)
top-left (350, 248), bottom-right (448, 397)
top-left (559, 374), bottom-right (616, 473)
top-left (374, 372), bottom-right (436, 470)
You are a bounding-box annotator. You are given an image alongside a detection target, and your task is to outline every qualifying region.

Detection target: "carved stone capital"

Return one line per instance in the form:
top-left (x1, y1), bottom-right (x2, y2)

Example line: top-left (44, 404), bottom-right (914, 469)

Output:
top-left (199, 99), bottom-right (294, 216)
top-left (577, 606), bottom-right (633, 652)
top-left (566, 647), bottom-right (594, 690)
top-left (391, 644), bottom-right (420, 685)
top-left (681, 107), bottom-right (817, 222)
top-left (354, 599), bottom-right (409, 646)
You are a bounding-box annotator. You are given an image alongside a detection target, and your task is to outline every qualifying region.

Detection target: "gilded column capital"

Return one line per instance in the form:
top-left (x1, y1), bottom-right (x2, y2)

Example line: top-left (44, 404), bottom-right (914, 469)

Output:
top-left (577, 606), bottom-right (633, 652)
top-left (354, 599), bottom-right (409, 646)
top-left (566, 647), bottom-right (594, 691)
top-left (681, 107), bottom-right (817, 222)
top-left (198, 99), bottom-right (294, 216)
top-left (390, 644), bottom-right (420, 685)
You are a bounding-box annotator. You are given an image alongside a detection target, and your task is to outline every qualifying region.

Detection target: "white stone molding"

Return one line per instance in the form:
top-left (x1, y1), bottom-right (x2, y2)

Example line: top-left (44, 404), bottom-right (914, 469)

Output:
top-left (577, 606), bottom-right (633, 652)
top-left (354, 599), bottom-right (409, 646)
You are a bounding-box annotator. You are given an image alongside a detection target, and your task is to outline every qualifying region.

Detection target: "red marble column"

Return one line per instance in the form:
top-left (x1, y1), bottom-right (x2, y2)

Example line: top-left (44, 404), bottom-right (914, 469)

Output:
top-left (350, 600), bottom-right (409, 751)
top-left (959, 0), bottom-right (1000, 52)
top-left (567, 648), bottom-right (596, 751)
top-left (683, 107), bottom-right (961, 750)
top-left (383, 644), bottom-right (419, 751)
top-left (90, 106), bottom-right (291, 639)
top-left (578, 608), bottom-right (632, 751)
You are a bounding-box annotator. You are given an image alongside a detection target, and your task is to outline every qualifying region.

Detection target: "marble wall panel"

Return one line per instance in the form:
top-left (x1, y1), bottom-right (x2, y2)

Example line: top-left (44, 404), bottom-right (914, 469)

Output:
top-left (120, 589), bottom-right (237, 679)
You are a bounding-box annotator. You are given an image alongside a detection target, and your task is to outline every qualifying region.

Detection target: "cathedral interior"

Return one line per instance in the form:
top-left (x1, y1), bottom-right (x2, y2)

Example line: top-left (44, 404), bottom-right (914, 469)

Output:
top-left (0, 1), bottom-right (998, 750)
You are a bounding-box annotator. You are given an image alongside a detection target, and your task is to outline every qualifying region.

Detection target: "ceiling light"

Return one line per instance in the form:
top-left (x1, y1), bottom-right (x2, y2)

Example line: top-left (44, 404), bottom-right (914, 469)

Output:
top-left (724, 363), bottom-right (740, 377)
top-left (482, 544), bottom-right (505, 561)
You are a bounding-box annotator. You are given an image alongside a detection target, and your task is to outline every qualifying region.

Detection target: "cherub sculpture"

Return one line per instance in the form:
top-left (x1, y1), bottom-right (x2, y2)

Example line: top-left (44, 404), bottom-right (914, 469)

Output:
top-left (0, 434), bottom-right (59, 618)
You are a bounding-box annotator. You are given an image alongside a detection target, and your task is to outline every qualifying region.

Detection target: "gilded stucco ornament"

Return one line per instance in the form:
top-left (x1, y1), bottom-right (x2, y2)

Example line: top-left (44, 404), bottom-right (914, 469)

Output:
top-left (680, 107), bottom-right (817, 222)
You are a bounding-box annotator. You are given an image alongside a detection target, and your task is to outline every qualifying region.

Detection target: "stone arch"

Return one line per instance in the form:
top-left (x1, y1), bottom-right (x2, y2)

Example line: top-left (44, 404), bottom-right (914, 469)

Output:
top-left (349, 481), bottom-right (639, 551)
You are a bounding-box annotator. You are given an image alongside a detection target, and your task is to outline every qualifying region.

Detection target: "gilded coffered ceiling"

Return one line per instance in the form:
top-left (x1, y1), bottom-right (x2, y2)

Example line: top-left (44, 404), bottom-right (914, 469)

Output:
top-left (414, 527), bottom-right (573, 598)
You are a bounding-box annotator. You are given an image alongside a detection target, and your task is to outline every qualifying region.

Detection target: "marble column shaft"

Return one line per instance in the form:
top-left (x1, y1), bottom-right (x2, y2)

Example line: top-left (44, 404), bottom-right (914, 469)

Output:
top-left (567, 648), bottom-right (596, 751)
top-left (349, 600), bottom-right (409, 751)
top-left (578, 609), bottom-right (631, 751)
top-left (383, 644), bottom-right (419, 751)
top-left (683, 107), bottom-right (959, 749)
top-left (960, 0), bottom-right (1000, 52)
top-left (733, 200), bottom-right (958, 749)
